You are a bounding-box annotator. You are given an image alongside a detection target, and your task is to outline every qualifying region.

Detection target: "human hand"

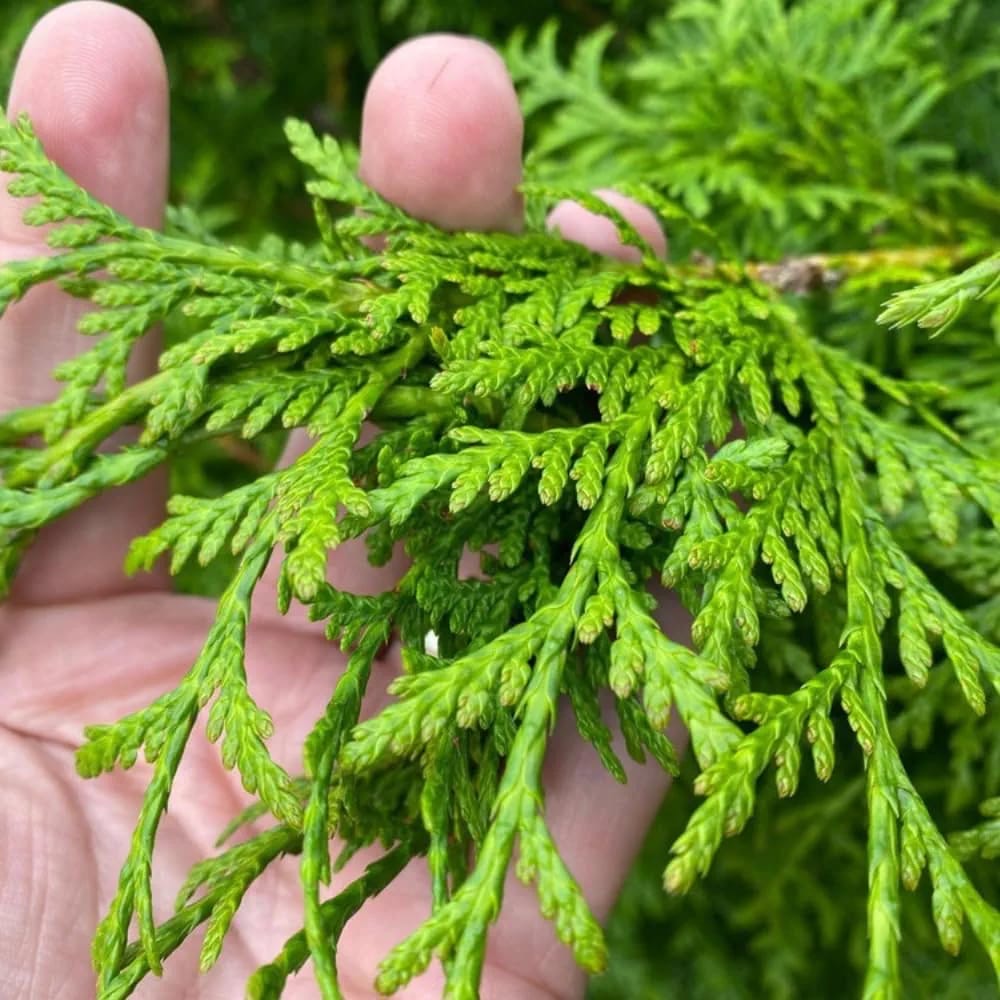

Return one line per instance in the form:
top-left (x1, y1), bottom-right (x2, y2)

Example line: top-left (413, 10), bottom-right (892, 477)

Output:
top-left (0, 4), bottom-right (684, 997)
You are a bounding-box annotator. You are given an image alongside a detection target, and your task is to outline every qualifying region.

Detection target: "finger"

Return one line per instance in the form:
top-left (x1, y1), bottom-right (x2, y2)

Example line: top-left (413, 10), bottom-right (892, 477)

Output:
top-left (487, 668), bottom-right (688, 994)
top-left (537, 191), bottom-right (681, 937)
top-left (359, 34), bottom-right (524, 233)
top-left (263, 35), bottom-right (524, 615)
top-left (1, 1), bottom-right (170, 604)
top-left (275, 187), bottom-right (684, 989)
top-left (547, 187), bottom-right (669, 262)
top-left (483, 192), bottom-right (682, 993)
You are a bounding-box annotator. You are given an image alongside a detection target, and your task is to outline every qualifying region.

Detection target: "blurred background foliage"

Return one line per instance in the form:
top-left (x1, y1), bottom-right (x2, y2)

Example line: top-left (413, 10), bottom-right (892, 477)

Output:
top-left (2, 1), bottom-right (999, 997)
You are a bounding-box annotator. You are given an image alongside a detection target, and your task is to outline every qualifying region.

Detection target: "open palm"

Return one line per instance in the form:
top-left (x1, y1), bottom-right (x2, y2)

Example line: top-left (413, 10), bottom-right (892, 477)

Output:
top-left (0, 5), bottom-right (678, 998)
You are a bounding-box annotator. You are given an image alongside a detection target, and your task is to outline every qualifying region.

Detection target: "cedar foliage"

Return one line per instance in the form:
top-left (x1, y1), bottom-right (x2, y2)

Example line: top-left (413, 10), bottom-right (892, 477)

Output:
top-left (1, 1), bottom-right (999, 997)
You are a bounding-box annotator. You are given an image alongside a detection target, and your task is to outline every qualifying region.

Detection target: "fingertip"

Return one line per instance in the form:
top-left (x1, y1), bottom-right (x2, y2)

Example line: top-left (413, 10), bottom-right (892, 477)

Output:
top-left (547, 188), bottom-right (668, 262)
top-left (359, 34), bottom-right (524, 232)
top-left (4, 1), bottom-right (169, 236)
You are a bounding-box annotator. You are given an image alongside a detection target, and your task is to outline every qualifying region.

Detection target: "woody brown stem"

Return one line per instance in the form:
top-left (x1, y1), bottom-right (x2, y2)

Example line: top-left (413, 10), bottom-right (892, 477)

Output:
top-left (744, 245), bottom-right (968, 295)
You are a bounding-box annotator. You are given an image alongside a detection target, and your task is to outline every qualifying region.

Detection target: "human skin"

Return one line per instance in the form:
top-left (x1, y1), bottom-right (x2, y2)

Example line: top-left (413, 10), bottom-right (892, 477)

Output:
top-left (0, 4), bottom-right (686, 997)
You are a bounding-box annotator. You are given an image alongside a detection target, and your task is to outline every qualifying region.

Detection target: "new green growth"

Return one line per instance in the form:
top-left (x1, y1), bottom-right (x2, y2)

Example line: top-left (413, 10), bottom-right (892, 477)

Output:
top-left (0, 2), bottom-right (998, 997)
